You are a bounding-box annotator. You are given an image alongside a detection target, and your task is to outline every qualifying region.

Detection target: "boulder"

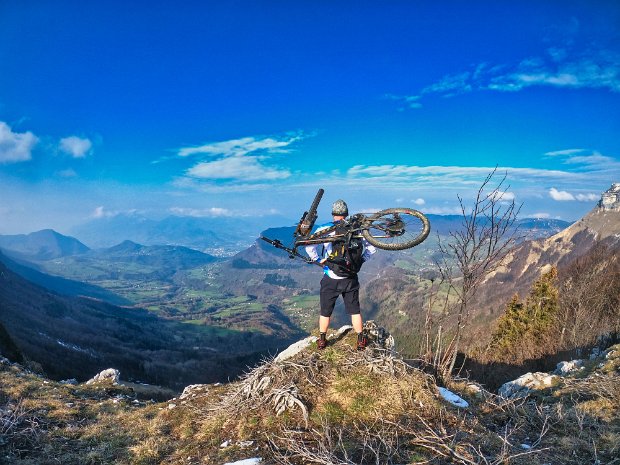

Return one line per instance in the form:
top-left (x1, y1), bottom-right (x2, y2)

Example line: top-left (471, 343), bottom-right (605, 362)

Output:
top-left (179, 384), bottom-right (209, 400)
top-left (275, 336), bottom-right (318, 362)
top-left (364, 320), bottom-right (395, 350)
top-left (554, 360), bottom-right (584, 375)
top-left (498, 372), bottom-right (559, 399)
top-left (86, 368), bottom-right (120, 385)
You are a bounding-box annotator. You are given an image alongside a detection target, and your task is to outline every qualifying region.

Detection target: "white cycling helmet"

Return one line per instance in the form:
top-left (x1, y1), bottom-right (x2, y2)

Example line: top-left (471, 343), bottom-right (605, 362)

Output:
top-left (331, 199), bottom-right (348, 216)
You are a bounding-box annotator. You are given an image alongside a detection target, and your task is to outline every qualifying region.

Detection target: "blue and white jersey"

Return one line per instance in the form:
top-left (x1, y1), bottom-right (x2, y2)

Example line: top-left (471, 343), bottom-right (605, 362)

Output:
top-left (305, 221), bottom-right (376, 279)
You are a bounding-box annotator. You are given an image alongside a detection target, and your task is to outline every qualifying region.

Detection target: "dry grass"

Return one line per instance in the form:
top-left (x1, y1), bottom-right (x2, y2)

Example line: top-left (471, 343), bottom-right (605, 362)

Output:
top-left (1, 340), bottom-right (619, 464)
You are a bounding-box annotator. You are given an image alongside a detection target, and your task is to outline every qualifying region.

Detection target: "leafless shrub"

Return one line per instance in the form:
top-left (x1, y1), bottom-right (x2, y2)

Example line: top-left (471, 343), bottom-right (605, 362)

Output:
top-left (211, 354), bottom-right (319, 427)
top-left (423, 168), bottom-right (521, 379)
top-left (558, 242), bottom-right (620, 350)
top-left (267, 417), bottom-right (405, 465)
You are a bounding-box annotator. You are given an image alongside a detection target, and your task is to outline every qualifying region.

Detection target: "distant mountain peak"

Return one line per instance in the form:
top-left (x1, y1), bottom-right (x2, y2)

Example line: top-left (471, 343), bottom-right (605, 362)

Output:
top-left (0, 229), bottom-right (89, 260)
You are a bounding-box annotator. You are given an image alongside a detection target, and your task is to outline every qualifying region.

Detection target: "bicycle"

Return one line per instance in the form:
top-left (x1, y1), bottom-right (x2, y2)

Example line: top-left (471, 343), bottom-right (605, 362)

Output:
top-left (261, 188), bottom-right (431, 264)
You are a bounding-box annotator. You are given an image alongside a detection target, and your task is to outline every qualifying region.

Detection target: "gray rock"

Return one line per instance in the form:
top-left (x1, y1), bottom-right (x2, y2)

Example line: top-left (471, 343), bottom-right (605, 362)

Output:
top-left (498, 372), bottom-right (559, 399)
top-left (554, 360), bottom-right (584, 375)
top-left (364, 320), bottom-right (395, 350)
top-left (275, 335), bottom-right (318, 362)
top-left (179, 384), bottom-right (209, 400)
top-left (86, 368), bottom-right (120, 385)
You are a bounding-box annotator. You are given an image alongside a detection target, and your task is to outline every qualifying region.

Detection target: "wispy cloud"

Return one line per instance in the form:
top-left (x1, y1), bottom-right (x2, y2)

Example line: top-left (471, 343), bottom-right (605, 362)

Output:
top-left (392, 46), bottom-right (620, 109)
top-left (346, 164), bottom-right (576, 184)
top-left (57, 168), bottom-right (78, 178)
top-left (169, 206), bottom-right (233, 217)
top-left (178, 134), bottom-right (304, 158)
top-left (384, 94), bottom-right (422, 110)
top-left (92, 206), bottom-right (114, 218)
top-left (0, 121), bottom-right (38, 164)
top-left (178, 133), bottom-right (306, 183)
top-left (575, 193), bottom-right (599, 202)
top-left (489, 49), bottom-right (620, 93)
top-left (59, 136), bottom-right (92, 158)
top-left (529, 212), bottom-right (551, 219)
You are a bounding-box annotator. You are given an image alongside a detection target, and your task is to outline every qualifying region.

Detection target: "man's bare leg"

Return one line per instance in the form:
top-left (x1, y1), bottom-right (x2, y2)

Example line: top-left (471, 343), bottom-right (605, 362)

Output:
top-left (319, 315), bottom-right (331, 333)
top-left (351, 314), bottom-right (363, 333)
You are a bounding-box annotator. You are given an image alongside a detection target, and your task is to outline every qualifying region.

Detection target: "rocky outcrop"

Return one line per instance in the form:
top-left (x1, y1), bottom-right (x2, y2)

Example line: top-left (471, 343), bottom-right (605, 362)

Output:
top-left (598, 183), bottom-right (620, 212)
top-left (86, 368), bottom-right (120, 385)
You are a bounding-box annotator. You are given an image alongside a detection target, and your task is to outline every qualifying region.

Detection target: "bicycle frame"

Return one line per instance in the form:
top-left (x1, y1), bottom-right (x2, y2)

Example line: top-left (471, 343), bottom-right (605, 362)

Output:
top-left (260, 188), bottom-right (430, 262)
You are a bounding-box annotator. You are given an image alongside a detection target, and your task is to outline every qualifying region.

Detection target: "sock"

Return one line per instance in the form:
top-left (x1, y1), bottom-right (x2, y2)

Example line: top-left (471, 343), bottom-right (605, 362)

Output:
top-left (320, 332), bottom-right (326, 340)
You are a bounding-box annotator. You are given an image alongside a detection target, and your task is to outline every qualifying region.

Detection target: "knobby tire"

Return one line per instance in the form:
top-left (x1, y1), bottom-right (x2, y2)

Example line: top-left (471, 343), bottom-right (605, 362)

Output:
top-left (361, 208), bottom-right (430, 250)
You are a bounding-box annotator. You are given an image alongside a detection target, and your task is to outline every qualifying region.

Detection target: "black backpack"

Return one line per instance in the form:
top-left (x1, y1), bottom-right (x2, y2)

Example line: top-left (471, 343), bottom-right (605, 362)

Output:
top-left (326, 222), bottom-right (365, 277)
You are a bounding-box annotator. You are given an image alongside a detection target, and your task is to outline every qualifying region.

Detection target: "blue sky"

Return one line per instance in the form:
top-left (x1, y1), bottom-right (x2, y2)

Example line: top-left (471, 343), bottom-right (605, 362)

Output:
top-left (1, 1), bottom-right (619, 235)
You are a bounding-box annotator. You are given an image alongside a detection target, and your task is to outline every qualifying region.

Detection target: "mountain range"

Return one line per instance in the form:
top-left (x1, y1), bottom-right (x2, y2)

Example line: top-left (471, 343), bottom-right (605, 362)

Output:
top-left (68, 212), bottom-right (298, 254)
top-left (0, 209), bottom-right (606, 392)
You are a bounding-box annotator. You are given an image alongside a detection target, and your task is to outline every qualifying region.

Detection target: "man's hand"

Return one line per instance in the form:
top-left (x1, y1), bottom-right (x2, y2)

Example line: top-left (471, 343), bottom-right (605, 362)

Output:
top-left (319, 258), bottom-right (328, 264)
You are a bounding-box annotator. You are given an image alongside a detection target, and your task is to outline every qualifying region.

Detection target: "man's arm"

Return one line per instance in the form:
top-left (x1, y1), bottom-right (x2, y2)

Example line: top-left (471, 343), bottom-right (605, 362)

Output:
top-left (362, 240), bottom-right (377, 262)
top-left (305, 223), bottom-right (332, 263)
top-left (305, 243), bottom-right (321, 262)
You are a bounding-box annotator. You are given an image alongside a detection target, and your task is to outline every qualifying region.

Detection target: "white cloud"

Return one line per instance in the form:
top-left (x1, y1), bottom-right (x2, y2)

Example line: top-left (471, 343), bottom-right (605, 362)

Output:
top-left (169, 206), bottom-right (233, 217)
top-left (413, 198), bottom-right (425, 205)
top-left (91, 206), bottom-right (131, 218)
top-left (489, 190), bottom-right (516, 202)
top-left (575, 193), bottom-right (599, 202)
top-left (92, 206), bottom-right (108, 218)
top-left (187, 156), bottom-right (290, 181)
top-left (178, 133), bottom-right (305, 184)
top-left (59, 136), bottom-right (92, 158)
top-left (529, 212), bottom-right (551, 219)
top-left (549, 187), bottom-right (575, 201)
top-left (0, 121), bottom-right (38, 164)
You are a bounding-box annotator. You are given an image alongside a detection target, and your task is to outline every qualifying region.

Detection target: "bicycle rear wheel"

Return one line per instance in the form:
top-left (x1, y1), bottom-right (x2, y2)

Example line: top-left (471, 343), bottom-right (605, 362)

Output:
top-left (361, 208), bottom-right (430, 250)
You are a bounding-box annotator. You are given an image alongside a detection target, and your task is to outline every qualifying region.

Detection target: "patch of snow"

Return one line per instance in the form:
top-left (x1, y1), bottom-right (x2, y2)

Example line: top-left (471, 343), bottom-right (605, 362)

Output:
top-left (438, 387), bottom-right (469, 408)
top-left (56, 339), bottom-right (96, 357)
top-left (223, 459), bottom-right (262, 465)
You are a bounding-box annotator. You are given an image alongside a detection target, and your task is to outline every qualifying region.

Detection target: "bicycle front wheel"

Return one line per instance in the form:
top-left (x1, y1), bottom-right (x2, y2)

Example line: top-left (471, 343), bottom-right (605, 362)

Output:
top-left (362, 208), bottom-right (430, 250)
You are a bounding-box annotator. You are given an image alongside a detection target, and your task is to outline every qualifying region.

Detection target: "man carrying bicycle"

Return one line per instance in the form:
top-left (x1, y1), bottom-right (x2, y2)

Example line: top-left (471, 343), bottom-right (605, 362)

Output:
top-left (305, 199), bottom-right (376, 351)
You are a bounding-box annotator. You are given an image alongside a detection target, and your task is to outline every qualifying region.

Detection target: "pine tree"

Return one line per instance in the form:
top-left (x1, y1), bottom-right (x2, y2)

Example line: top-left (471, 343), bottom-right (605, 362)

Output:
top-left (488, 267), bottom-right (559, 362)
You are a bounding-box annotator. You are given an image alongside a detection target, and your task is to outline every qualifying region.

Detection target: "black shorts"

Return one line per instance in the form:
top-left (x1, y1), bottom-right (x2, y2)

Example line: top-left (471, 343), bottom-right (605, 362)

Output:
top-left (319, 275), bottom-right (360, 317)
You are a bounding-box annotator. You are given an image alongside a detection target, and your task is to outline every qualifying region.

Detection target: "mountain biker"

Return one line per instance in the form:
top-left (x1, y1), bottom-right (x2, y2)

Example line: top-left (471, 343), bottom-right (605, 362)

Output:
top-left (305, 199), bottom-right (376, 351)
